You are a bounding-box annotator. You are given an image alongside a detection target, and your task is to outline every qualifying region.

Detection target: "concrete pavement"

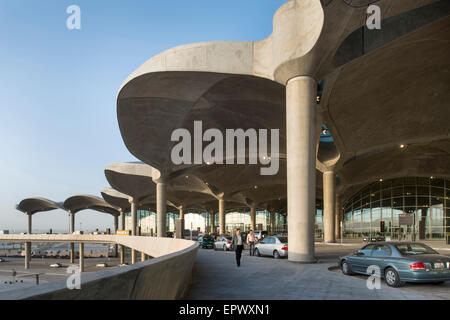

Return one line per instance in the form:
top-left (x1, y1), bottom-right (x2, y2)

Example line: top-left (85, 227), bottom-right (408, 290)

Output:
top-left (186, 244), bottom-right (450, 300)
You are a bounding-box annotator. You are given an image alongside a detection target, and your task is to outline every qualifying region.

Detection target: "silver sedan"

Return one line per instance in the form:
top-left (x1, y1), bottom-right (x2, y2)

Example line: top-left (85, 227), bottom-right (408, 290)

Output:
top-left (214, 236), bottom-right (232, 251)
top-left (254, 236), bottom-right (288, 259)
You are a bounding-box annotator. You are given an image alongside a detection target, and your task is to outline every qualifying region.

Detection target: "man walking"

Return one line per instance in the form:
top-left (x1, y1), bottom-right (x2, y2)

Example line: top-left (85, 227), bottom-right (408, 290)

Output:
top-left (246, 230), bottom-right (256, 256)
top-left (232, 229), bottom-right (244, 267)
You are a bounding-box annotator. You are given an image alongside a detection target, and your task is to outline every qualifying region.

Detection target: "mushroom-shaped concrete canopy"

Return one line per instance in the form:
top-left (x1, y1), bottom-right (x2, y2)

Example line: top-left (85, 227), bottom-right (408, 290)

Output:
top-left (105, 162), bottom-right (157, 202)
top-left (16, 198), bottom-right (65, 215)
top-left (101, 188), bottom-right (130, 211)
top-left (63, 195), bottom-right (120, 216)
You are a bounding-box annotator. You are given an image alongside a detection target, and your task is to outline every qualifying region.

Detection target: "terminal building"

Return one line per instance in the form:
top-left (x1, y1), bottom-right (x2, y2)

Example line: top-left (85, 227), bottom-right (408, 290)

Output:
top-left (11, 0), bottom-right (450, 265)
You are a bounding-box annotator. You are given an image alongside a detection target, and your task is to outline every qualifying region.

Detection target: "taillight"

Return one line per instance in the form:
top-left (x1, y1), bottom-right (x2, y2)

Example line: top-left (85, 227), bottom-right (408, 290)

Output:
top-left (227, 242), bottom-right (231, 245)
top-left (281, 246), bottom-right (288, 251)
top-left (410, 262), bottom-right (425, 270)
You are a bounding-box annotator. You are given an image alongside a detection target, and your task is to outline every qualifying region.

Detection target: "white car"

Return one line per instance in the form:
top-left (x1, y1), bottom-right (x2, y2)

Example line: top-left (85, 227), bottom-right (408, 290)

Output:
top-left (50, 263), bottom-right (62, 268)
top-left (214, 236), bottom-right (232, 251)
top-left (253, 230), bottom-right (268, 241)
top-left (254, 236), bottom-right (288, 259)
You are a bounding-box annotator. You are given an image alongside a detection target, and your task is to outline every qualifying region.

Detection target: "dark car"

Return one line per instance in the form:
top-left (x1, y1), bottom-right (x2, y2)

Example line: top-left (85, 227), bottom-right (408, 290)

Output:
top-left (198, 235), bottom-right (214, 249)
top-left (339, 242), bottom-right (450, 287)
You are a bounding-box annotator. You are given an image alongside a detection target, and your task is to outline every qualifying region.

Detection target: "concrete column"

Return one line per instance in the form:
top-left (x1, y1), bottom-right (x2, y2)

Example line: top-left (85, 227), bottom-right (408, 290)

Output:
top-left (129, 199), bottom-right (137, 236)
top-left (120, 209), bottom-right (125, 264)
top-left (24, 242), bottom-right (31, 269)
top-left (286, 76), bottom-right (317, 263)
top-left (219, 199), bottom-right (225, 235)
top-left (79, 243), bottom-right (84, 272)
top-left (141, 252), bottom-right (147, 262)
top-left (179, 206), bottom-right (185, 237)
top-left (210, 212), bottom-right (215, 234)
top-left (69, 212), bottom-right (75, 263)
top-left (156, 180), bottom-right (167, 237)
top-left (270, 211), bottom-right (275, 234)
top-left (129, 198), bottom-right (137, 264)
top-left (335, 195), bottom-right (341, 240)
top-left (250, 207), bottom-right (256, 231)
top-left (27, 214), bottom-right (32, 234)
top-left (323, 170), bottom-right (336, 243)
top-left (113, 215), bottom-right (119, 257)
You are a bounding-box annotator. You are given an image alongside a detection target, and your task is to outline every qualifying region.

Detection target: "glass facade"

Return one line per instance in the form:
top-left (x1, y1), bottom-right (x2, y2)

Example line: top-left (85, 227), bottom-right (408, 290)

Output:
top-left (125, 210), bottom-right (179, 236)
top-left (343, 177), bottom-right (450, 241)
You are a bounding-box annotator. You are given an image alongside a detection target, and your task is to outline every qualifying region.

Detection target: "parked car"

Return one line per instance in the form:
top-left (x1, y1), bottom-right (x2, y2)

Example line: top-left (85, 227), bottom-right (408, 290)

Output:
top-left (363, 233), bottom-right (386, 242)
top-left (339, 242), bottom-right (450, 287)
top-left (0, 258), bottom-right (6, 262)
top-left (198, 235), bottom-right (214, 249)
top-left (253, 230), bottom-right (268, 241)
top-left (214, 236), bottom-right (232, 251)
top-left (50, 263), bottom-right (62, 268)
top-left (254, 236), bottom-right (288, 259)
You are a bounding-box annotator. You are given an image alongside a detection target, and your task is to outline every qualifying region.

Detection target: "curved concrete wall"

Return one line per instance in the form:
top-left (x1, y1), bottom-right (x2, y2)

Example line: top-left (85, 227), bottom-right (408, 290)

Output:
top-left (0, 235), bottom-right (198, 300)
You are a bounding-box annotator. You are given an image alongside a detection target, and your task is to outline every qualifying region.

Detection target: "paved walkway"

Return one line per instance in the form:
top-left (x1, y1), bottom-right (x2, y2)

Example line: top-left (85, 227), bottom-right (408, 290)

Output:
top-left (185, 244), bottom-right (450, 300)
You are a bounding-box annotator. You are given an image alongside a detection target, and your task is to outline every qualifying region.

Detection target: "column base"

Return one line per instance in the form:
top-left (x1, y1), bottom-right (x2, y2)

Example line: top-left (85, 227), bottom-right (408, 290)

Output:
top-left (288, 257), bottom-right (318, 264)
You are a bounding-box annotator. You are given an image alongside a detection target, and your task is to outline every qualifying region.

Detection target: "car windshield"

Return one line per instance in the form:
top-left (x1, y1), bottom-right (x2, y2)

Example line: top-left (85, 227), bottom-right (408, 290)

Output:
top-left (395, 243), bottom-right (438, 256)
top-left (278, 237), bottom-right (288, 243)
top-left (203, 236), bottom-right (213, 240)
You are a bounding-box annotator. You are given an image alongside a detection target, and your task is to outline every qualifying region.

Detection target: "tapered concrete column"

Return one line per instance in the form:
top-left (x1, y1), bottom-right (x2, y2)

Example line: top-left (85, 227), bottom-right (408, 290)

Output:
top-left (79, 243), bottom-right (84, 272)
top-left (69, 212), bottom-right (75, 264)
top-left (120, 209), bottom-right (125, 264)
top-left (250, 207), bottom-right (256, 231)
top-left (27, 214), bottom-right (32, 234)
top-left (156, 180), bottom-right (167, 237)
top-left (179, 206), bottom-right (185, 237)
top-left (269, 211), bottom-right (275, 234)
top-left (141, 252), bottom-right (147, 262)
top-left (210, 212), bottom-right (215, 234)
top-left (24, 242), bottom-right (31, 269)
top-left (323, 170), bottom-right (336, 243)
top-left (219, 199), bottom-right (225, 235)
top-left (25, 214), bottom-right (32, 269)
top-left (129, 198), bottom-right (137, 264)
top-left (113, 215), bottom-right (119, 257)
top-left (286, 76), bottom-right (317, 263)
top-left (335, 195), bottom-right (341, 240)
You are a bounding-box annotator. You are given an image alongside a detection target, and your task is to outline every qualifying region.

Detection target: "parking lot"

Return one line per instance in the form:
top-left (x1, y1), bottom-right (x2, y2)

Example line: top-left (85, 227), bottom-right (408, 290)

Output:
top-left (186, 242), bottom-right (450, 300)
top-left (0, 257), bottom-right (121, 294)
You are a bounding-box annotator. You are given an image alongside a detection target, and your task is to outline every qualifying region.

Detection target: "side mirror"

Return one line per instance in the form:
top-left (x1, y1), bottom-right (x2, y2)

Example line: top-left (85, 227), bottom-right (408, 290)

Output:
top-left (355, 251), bottom-right (365, 256)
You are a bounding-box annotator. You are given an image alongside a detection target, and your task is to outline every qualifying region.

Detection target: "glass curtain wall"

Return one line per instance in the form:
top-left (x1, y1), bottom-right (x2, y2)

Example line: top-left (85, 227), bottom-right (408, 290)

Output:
top-left (343, 177), bottom-right (449, 241)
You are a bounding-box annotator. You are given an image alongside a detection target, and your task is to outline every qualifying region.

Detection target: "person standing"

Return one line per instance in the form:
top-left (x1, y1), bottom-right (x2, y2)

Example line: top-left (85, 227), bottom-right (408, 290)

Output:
top-left (232, 229), bottom-right (244, 267)
top-left (246, 230), bottom-right (256, 256)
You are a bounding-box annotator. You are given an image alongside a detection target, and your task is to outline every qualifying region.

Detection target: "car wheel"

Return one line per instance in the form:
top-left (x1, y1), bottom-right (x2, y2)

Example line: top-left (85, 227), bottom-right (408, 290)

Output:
top-left (223, 245), bottom-right (227, 251)
top-left (254, 248), bottom-right (261, 257)
top-left (214, 245), bottom-right (217, 251)
top-left (273, 250), bottom-right (280, 259)
top-left (342, 260), bottom-right (354, 276)
top-left (385, 267), bottom-right (404, 287)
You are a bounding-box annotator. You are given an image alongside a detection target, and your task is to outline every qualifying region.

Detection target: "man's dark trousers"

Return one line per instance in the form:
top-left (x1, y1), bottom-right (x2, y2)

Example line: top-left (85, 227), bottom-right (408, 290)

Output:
top-left (235, 245), bottom-right (244, 266)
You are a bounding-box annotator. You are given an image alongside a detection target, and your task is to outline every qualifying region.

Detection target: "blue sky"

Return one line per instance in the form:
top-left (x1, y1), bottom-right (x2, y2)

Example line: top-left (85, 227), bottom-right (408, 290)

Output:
top-left (0, 0), bottom-right (285, 232)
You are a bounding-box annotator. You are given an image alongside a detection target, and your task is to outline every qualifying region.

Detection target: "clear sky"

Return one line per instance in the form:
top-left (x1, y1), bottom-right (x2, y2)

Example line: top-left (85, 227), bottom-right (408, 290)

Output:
top-left (0, 0), bottom-right (286, 232)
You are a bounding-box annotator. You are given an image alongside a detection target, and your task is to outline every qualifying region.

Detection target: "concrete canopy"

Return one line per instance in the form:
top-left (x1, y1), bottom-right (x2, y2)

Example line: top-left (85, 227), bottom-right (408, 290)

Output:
top-left (101, 188), bottom-right (131, 212)
top-left (63, 195), bottom-right (120, 216)
top-left (16, 198), bottom-right (64, 216)
top-left (105, 162), bottom-right (157, 202)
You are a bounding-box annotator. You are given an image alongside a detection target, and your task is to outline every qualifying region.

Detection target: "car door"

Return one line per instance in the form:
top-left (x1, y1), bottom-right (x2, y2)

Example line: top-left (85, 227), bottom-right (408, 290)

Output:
top-left (258, 238), bottom-right (268, 255)
top-left (365, 244), bottom-right (392, 274)
top-left (266, 237), bottom-right (276, 255)
top-left (349, 244), bottom-right (376, 273)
